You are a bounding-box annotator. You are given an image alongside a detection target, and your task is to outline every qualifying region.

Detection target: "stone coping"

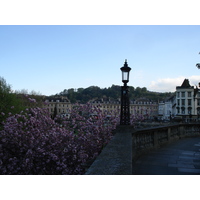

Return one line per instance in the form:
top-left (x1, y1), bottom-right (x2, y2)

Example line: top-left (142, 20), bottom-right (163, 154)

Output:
top-left (85, 123), bottom-right (200, 175)
top-left (85, 126), bottom-right (132, 175)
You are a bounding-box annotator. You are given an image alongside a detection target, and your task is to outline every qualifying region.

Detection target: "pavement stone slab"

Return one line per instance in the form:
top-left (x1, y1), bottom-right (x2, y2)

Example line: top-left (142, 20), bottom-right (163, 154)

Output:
top-left (133, 136), bottom-right (200, 175)
top-left (168, 163), bottom-right (195, 169)
top-left (178, 168), bottom-right (200, 174)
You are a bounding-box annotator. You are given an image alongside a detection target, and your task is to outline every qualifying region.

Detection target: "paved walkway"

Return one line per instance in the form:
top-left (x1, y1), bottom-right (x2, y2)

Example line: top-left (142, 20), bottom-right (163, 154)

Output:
top-left (132, 137), bottom-right (200, 175)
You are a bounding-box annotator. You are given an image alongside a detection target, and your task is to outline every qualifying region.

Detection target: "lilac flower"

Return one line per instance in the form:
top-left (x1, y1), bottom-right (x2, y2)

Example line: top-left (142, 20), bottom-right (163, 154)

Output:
top-left (1, 112), bottom-right (5, 116)
top-left (0, 99), bottom-right (120, 175)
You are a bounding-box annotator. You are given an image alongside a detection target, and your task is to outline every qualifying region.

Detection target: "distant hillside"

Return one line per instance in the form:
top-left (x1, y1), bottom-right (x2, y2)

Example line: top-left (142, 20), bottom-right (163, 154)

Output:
top-left (55, 85), bottom-right (174, 103)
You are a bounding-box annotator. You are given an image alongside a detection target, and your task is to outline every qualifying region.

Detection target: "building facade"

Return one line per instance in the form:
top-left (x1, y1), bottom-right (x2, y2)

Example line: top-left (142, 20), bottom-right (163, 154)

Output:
top-left (44, 96), bottom-right (72, 118)
top-left (130, 98), bottom-right (158, 120)
top-left (158, 79), bottom-right (200, 121)
top-left (158, 96), bottom-right (174, 121)
top-left (89, 97), bottom-right (121, 116)
top-left (43, 79), bottom-right (200, 122)
top-left (174, 79), bottom-right (200, 121)
top-left (89, 97), bottom-right (158, 120)
top-left (44, 96), bottom-right (159, 121)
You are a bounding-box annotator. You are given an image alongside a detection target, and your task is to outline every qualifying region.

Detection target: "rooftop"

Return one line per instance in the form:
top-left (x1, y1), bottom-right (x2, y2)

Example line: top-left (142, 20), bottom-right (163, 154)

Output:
top-left (176, 79), bottom-right (194, 89)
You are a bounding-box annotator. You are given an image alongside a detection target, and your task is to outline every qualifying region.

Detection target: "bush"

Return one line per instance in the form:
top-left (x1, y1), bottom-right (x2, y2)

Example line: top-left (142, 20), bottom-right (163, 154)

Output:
top-left (0, 99), bottom-right (119, 174)
top-left (0, 77), bottom-right (26, 125)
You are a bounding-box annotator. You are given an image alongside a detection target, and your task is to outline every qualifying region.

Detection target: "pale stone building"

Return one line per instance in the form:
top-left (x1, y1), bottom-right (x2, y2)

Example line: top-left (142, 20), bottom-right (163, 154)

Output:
top-left (175, 79), bottom-right (200, 121)
top-left (90, 97), bottom-right (158, 120)
top-left (89, 97), bottom-right (121, 116)
top-left (44, 96), bottom-right (72, 118)
top-left (130, 98), bottom-right (158, 120)
top-left (44, 95), bottom-right (159, 121)
top-left (158, 96), bottom-right (174, 121)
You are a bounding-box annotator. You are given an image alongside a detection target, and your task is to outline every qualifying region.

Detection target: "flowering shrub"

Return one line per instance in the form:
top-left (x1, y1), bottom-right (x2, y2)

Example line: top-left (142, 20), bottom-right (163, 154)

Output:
top-left (0, 99), bottom-right (119, 175)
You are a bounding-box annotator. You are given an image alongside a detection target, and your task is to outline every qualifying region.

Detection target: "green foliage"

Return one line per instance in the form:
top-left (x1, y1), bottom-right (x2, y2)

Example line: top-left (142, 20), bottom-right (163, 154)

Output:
top-left (58, 84), bottom-right (174, 103)
top-left (0, 77), bottom-right (26, 123)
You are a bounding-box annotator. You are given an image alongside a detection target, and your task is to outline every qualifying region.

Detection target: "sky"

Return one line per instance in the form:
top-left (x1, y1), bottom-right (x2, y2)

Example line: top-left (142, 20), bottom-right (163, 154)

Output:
top-left (1, 25), bottom-right (200, 96)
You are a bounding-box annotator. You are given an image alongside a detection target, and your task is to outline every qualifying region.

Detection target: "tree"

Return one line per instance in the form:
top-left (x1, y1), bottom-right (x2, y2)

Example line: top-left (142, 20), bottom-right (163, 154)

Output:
top-left (141, 87), bottom-right (147, 93)
top-left (77, 88), bottom-right (84, 93)
top-left (57, 85), bottom-right (173, 103)
top-left (0, 101), bottom-right (119, 174)
top-left (67, 88), bottom-right (77, 103)
top-left (0, 77), bottom-right (25, 124)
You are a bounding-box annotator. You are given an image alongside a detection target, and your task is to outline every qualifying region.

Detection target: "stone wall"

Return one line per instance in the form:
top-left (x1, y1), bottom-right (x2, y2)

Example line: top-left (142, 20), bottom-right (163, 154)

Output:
top-left (85, 123), bottom-right (200, 175)
top-left (85, 126), bottom-right (133, 175)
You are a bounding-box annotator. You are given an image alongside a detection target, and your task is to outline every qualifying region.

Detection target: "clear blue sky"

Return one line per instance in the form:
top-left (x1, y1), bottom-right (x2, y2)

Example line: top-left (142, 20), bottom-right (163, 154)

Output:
top-left (1, 25), bottom-right (200, 96)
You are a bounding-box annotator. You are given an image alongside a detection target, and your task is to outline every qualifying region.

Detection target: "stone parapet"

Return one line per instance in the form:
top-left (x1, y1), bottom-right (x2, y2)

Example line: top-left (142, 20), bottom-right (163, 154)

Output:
top-left (85, 126), bottom-right (133, 175)
top-left (85, 123), bottom-right (200, 175)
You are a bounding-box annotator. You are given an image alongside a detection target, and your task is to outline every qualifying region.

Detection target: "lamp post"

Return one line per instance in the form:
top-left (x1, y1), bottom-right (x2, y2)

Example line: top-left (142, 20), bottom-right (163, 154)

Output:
top-left (196, 52), bottom-right (200, 69)
top-left (120, 59), bottom-right (131, 125)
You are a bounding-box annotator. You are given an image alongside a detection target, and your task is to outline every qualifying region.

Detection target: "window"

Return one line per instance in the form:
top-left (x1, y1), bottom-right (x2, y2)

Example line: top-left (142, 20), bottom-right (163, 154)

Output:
top-left (181, 99), bottom-right (185, 106)
top-left (181, 92), bottom-right (185, 97)
top-left (188, 92), bottom-right (191, 97)
top-left (197, 107), bottom-right (200, 115)
top-left (177, 99), bottom-right (180, 105)
top-left (177, 92), bottom-right (180, 98)
top-left (188, 108), bottom-right (192, 114)
top-left (188, 99), bottom-right (191, 106)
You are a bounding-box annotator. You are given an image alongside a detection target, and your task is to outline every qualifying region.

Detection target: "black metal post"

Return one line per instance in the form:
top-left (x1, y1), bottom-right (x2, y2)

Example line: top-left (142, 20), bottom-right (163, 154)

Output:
top-left (120, 83), bottom-right (130, 125)
top-left (120, 60), bottom-right (131, 125)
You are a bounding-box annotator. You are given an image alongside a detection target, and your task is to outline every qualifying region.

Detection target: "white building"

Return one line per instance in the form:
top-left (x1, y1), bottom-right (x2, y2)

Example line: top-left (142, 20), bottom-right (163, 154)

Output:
top-left (175, 79), bottom-right (200, 121)
top-left (158, 96), bottom-right (174, 121)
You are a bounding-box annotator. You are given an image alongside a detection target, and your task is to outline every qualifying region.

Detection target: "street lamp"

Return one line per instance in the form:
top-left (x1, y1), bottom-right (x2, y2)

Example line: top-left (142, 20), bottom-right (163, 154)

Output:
top-left (120, 59), bottom-right (131, 125)
top-left (196, 52), bottom-right (200, 69)
top-left (121, 59), bottom-right (131, 85)
top-left (196, 63), bottom-right (200, 69)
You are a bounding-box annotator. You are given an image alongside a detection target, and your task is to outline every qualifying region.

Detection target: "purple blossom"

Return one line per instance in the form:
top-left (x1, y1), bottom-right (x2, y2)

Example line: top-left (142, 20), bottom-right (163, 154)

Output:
top-left (28, 98), bottom-right (36, 103)
top-left (0, 100), bottom-right (120, 175)
top-left (1, 112), bottom-right (5, 116)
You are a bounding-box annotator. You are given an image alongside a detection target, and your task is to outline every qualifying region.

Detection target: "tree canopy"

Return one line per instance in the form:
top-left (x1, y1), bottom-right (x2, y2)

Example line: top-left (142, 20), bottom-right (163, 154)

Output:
top-left (0, 77), bottom-right (25, 123)
top-left (57, 84), bottom-right (174, 103)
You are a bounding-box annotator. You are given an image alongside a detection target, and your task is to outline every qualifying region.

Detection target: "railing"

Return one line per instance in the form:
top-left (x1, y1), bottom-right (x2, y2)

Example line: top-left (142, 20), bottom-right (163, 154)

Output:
top-left (132, 123), bottom-right (200, 160)
top-left (85, 123), bottom-right (200, 175)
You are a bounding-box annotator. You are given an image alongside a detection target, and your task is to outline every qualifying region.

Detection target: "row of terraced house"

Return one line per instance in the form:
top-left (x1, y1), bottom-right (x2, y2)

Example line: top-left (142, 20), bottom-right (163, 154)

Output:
top-left (44, 79), bottom-right (200, 122)
top-left (44, 96), bottom-right (158, 121)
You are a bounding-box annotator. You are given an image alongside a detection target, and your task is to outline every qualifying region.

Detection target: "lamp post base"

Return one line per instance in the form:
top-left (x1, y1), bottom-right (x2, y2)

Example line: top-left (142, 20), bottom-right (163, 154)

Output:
top-left (120, 85), bottom-right (130, 125)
